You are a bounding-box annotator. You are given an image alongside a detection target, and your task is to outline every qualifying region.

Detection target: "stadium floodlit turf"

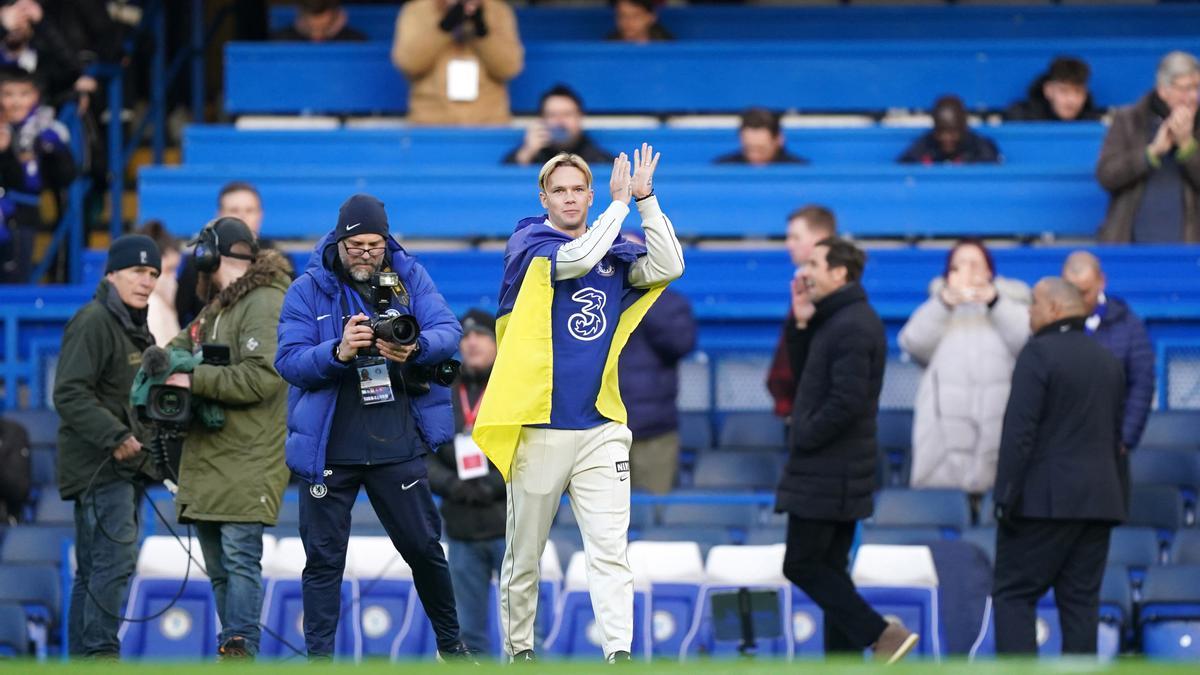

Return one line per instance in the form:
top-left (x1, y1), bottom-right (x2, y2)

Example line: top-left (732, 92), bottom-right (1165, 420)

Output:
top-left (0, 659), bottom-right (1195, 674)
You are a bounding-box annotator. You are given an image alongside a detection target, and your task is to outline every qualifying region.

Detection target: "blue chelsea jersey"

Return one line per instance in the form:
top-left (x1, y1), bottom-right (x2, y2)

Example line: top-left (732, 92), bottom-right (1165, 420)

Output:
top-left (543, 254), bottom-right (631, 429)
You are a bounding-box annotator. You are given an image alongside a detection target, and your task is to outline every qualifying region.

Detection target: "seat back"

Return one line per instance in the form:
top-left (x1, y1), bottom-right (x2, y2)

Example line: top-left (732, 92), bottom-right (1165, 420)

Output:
top-left (872, 488), bottom-right (970, 532)
top-left (260, 537), bottom-right (360, 660)
top-left (543, 552), bottom-right (651, 659)
top-left (119, 536), bottom-right (217, 660)
top-left (0, 602), bottom-right (28, 656)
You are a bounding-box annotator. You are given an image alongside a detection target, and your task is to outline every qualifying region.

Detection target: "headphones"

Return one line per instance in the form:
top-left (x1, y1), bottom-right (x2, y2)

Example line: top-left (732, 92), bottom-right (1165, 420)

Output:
top-left (191, 218), bottom-right (259, 274)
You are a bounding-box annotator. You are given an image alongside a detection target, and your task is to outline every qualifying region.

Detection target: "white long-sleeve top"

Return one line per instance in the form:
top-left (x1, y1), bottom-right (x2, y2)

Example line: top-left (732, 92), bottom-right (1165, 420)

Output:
top-left (553, 196), bottom-right (685, 286)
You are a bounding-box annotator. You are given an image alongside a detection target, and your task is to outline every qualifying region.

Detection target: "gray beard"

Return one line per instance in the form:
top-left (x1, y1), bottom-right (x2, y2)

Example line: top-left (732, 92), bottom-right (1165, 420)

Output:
top-left (350, 267), bottom-right (372, 282)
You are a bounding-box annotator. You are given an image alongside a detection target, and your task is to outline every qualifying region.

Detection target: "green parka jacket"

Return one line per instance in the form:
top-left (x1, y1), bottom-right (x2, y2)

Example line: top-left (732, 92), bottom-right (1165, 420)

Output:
top-left (169, 251), bottom-right (292, 524)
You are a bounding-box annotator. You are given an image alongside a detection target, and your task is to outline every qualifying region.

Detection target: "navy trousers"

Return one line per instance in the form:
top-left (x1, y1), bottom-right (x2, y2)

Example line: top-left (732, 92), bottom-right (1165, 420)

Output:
top-left (298, 458), bottom-right (461, 657)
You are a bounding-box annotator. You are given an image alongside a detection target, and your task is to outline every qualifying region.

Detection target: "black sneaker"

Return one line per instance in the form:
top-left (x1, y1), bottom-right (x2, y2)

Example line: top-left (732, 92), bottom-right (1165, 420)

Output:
top-left (605, 650), bottom-right (632, 664)
top-left (512, 649), bottom-right (537, 664)
top-left (437, 642), bottom-right (479, 664)
top-left (217, 636), bottom-right (251, 661)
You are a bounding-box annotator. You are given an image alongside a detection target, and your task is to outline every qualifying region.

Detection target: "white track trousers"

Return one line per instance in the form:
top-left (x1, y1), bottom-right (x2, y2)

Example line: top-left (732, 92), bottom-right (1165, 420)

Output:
top-left (499, 421), bottom-right (634, 657)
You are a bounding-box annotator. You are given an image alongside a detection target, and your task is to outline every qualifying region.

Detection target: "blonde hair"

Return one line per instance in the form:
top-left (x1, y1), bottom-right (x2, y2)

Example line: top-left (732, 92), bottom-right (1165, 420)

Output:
top-left (537, 153), bottom-right (593, 193)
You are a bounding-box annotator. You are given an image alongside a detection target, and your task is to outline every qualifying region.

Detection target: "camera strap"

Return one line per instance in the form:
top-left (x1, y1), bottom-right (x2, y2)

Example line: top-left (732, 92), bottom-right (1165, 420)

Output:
top-left (340, 283), bottom-right (395, 406)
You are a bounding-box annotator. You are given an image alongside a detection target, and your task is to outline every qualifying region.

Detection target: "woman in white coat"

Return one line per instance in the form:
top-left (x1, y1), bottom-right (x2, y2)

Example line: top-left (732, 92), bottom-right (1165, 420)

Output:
top-left (899, 240), bottom-right (1031, 501)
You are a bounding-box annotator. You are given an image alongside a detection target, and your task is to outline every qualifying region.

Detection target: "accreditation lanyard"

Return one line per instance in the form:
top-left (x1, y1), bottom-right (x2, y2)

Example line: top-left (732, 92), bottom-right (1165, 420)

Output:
top-left (340, 284), bottom-right (394, 406)
top-left (458, 383), bottom-right (486, 430)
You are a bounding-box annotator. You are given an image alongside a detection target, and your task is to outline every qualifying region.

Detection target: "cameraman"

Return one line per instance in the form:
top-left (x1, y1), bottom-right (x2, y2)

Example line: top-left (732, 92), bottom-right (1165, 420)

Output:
top-left (162, 217), bottom-right (292, 659)
top-left (275, 194), bottom-right (471, 660)
top-left (53, 235), bottom-right (161, 657)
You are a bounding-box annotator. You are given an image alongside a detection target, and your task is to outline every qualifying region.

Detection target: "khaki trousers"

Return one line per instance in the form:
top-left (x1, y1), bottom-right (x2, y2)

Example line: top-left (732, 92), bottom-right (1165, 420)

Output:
top-left (499, 422), bottom-right (633, 657)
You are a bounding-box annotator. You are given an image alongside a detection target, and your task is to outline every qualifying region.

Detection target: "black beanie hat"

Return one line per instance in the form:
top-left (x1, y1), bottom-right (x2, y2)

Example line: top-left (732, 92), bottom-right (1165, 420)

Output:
top-left (460, 308), bottom-right (496, 338)
top-left (105, 234), bottom-right (162, 274)
top-left (335, 194), bottom-right (390, 241)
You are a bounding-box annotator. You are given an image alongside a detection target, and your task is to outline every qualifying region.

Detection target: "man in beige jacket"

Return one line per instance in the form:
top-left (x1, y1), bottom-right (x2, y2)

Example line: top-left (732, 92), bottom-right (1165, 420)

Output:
top-left (392, 0), bottom-right (524, 126)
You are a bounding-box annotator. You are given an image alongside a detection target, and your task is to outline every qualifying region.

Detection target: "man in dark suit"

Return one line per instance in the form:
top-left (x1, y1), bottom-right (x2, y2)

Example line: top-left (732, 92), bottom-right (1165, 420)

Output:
top-left (775, 237), bottom-right (919, 663)
top-left (992, 277), bottom-right (1127, 655)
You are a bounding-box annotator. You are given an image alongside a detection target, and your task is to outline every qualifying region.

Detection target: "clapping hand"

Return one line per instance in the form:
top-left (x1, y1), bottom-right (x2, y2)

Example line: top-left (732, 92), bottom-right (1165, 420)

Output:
top-left (610, 152), bottom-right (632, 204)
top-left (631, 142), bottom-right (660, 200)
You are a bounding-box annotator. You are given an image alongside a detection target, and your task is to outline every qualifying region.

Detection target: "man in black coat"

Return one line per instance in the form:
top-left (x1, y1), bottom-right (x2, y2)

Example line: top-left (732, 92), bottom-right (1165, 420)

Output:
top-left (992, 277), bottom-right (1127, 655)
top-left (776, 237), bottom-right (919, 663)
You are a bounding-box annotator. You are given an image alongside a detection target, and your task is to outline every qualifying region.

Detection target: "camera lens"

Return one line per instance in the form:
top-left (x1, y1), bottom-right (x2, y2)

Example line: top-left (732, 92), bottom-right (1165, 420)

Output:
top-left (373, 314), bottom-right (420, 346)
top-left (159, 391), bottom-right (181, 416)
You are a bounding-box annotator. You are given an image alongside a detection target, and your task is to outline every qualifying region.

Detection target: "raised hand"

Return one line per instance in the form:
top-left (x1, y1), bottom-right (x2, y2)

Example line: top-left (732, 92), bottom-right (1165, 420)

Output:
top-left (632, 142), bottom-right (660, 200)
top-left (610, 152), bottom-right (632, 204)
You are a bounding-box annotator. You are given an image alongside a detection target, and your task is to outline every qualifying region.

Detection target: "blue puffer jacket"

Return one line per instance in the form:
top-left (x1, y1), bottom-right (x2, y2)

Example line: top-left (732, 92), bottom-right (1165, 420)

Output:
top-left (1090, 295), bottom-right (1155, 450)
top-left (275, 232), bottom-right (462, 484)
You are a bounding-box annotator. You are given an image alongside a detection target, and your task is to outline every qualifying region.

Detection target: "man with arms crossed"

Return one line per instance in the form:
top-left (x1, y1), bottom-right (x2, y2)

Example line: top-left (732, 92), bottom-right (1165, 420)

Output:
top-left (474, 144), bottom-right (684, 663)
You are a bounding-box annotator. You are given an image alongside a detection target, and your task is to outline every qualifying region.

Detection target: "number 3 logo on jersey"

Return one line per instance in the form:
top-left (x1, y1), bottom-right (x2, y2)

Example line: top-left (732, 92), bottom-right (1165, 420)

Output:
top-left (568, 287), bottom-right (607, 341)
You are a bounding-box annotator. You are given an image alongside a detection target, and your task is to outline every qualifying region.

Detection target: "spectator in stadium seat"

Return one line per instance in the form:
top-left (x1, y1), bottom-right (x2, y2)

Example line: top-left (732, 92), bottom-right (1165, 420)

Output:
top-left (714, 107), bottom-right (808, 166)
top-left (899, 240), bottom-right (1030, 502)
top-left (53, 235), bottom-right (161, 657)
top-left (766, 205), bottom-right (836, 419)
top-left (137, 220), bottom-right (181, 347)
top-left (992, 278), bottom-right (1126, 656)
top-left (607, 0), bottom-right (673, 44)
top-left (898, 95), bottom-right (1000, 165)
top-left (777, 237), bottom-right (919, 663)
top-left (392, 0), bottom-right (524, 126)
top-left (270, 0), bottom-right (367, 42)
top-left (618, 231), bottom-right (696, 494)
top-left (0, 0), bottom-right (89, 107)
top-left (1005, 56), bottom-right (1103, 122)
top-left (1096, 50), bottom-right (1200, 243)
top-left (176, 181), bottom-right (271, 326)
top-left (0, 67), bottom-right (75, 283)
top-left (504, 84), bottom-right (613, 167)
top-left (164, 218), bottom-right (292, 659)
top-left (426, 308), bottom-right (507, 656)
top-left (1062, 251), bottom-right (1155, 453)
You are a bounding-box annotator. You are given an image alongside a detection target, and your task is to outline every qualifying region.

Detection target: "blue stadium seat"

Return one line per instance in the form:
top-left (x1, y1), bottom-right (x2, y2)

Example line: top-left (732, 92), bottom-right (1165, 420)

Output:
top-left (628, 541), bottom-right (705, 660)
top-left (692, 452), bottom-right (780, 491)
top-left (871, 488), bottom-right (971, 532)
top-left (1139, 565), bottom-right (1200, 661)
top-left (34, 491), bottom-right (74, 525)
top-left (978, 492), bottom-right (996, 527)
top-left (1139, 412), bottom-right (1200, 450)
top-left (0, 564), bottom-right (60, 655)
top-left (1108, 525), bottom-right (1164, 569)
top-left (851, 545), bottom-right (943, 658)
top-left (0, 602), bottom-right (28, 657)
top-left (345, 537), bottom-right (425, 659)
top-left (678, 412), bottom-right (712, 451)
top-left (549, 527), bottom-right (584, 569)
top-left (0, 526), bottom-right (73, 567)
top-left (658, 498), bottom-right (761, 530)
top-left (119, 537), bottom-right (219, 660)
top-left (717, 413), bottom-right (786, 449)
top-left (260, 537), bottom-right (360, 660)
top-left (876, 409), bottom-right (914, 450)
top-left (1130, 449), bottom-right (1200, 489)
top-left (860, 525), bottom-right (944, 547)
top-left (1171, 529), bottom-right (1200, 565)
top-left (350, 497), bottom-right (387, 536)
top-left (682, 545), bottom-right (794, 659)
top-left (30, 448), bottom-right (55, 487)
top-left (545, 552), bottom-right (651, 660)
top-left (1128, 484), bottom-right (1187, 532)
top-left (744, 526), bottom-right (786, 546)
top-left (556, 500), bottom-right (654, 531)
top-left (638, 526), bottom-right (734, 559)
top-left (1099, 565), bottom-right (1131, 660)
top-left (960, 526), bottom-right (996, 566)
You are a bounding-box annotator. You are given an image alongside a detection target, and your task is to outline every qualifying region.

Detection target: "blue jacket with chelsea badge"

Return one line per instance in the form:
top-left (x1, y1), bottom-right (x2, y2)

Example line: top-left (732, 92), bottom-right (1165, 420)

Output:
top-left (275, 231), bottom-right (462, 485)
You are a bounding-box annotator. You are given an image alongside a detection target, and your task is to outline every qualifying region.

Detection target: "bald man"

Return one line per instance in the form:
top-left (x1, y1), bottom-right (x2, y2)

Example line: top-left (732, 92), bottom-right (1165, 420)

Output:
top-left (1062, 251), bottom-right (1155, 453)
top-left (992, 278), bottom-right (1127, 656)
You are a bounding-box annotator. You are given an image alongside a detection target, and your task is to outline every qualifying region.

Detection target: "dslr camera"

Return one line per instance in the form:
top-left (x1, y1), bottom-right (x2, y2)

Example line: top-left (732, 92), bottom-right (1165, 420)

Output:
top-left (362, 272), bottom-right (460, 395)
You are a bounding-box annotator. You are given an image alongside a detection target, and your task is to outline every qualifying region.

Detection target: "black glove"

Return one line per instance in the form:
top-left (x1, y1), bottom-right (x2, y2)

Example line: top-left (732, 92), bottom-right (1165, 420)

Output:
top-left (438, 1), bottom-right (467, 33)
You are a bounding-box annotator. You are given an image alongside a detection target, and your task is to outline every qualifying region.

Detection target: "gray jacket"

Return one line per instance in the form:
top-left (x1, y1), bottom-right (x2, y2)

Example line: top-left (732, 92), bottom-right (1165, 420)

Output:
top-left (899, 277), bottom-right (1031, 494)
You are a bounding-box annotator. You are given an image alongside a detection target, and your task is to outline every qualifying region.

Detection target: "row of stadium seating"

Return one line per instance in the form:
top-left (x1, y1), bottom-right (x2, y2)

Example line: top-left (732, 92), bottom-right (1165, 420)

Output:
top-left (271, 4), bottom-right (1200, 43)
top-left (182, 124), bottom-right (1106, 167)
top-left (224, 38), bottom-right (1200, 115)
top-left (4, 530), bottom-right (1199, 660)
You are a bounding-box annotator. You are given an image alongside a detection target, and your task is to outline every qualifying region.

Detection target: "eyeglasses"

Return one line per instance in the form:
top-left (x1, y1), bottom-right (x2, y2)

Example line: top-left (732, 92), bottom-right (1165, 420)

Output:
top-left (342, 243), bottom-right (387, 258)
